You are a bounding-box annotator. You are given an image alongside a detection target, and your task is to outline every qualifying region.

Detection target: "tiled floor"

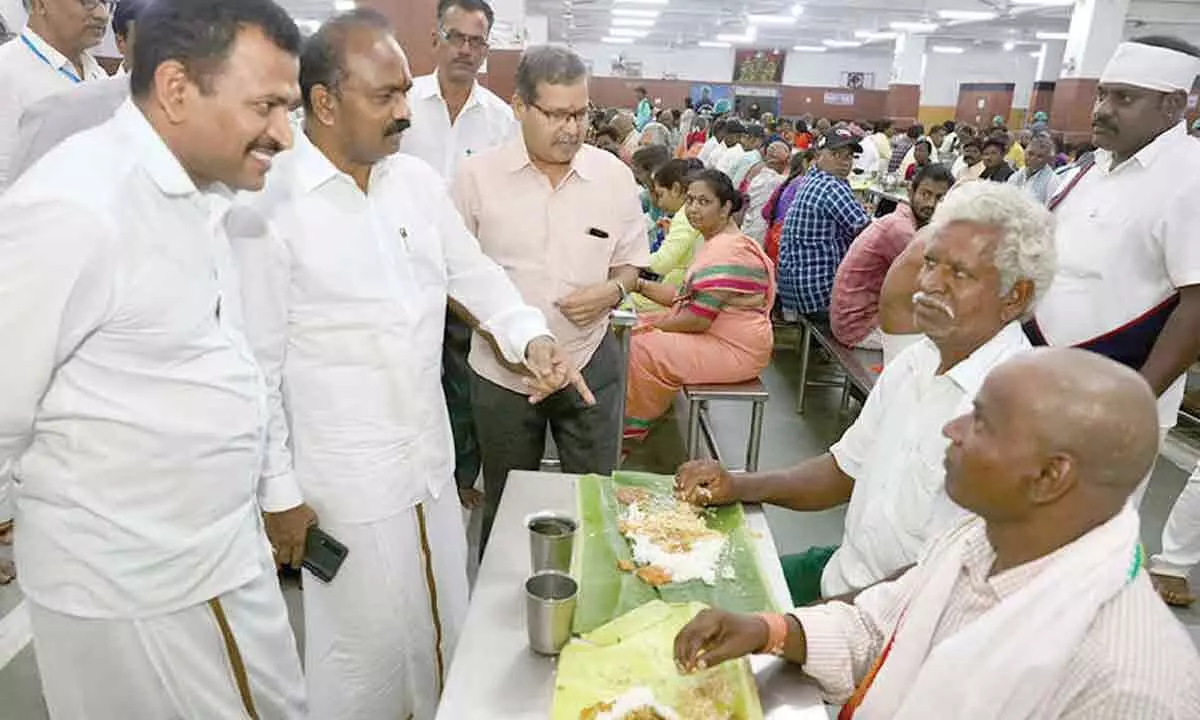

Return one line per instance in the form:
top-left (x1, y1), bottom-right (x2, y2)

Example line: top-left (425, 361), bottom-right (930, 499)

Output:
top-left (0, 348), bottom-right (1197, 718)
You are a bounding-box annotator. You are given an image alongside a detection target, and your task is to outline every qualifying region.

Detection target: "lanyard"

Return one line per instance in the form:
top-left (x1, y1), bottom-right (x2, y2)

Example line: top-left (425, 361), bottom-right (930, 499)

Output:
top-left (20, 34), bottom-right (83, 84)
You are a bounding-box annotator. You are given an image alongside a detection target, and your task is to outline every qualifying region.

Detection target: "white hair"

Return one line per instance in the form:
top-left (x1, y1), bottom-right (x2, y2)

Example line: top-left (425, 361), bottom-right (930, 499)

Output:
top-left (928, 180), bottom-right (1057, 320)
top-left (639, 122), bottom-right (670, 147)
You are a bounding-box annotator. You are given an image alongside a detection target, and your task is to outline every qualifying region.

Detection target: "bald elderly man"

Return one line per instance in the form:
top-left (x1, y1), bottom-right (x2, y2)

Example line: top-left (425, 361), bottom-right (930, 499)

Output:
top-left (740, 140), bottom-right (791, 243)
top-left (676, 348), bottom-right (1200, 719)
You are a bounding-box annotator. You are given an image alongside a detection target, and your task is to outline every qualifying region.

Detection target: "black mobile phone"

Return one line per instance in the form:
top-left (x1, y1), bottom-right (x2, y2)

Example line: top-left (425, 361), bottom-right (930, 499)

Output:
top-left (302, 526), bottom-right (349, 583)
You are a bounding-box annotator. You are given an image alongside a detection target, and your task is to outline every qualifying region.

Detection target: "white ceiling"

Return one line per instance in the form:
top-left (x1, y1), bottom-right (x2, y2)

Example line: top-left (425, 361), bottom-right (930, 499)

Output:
top-left (275, 0), bottom-right (1200, 53)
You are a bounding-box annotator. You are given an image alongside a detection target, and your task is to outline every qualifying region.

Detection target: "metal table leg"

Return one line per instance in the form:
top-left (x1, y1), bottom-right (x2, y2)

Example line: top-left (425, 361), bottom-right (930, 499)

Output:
top-left (746, 400), bottom-right (766, 473)
top-left (686, 398), bottom-right (702, 460)
top-left (796, 322), bottom-right (812, 414)
top-left (611, 309), bottom-right (637, 469)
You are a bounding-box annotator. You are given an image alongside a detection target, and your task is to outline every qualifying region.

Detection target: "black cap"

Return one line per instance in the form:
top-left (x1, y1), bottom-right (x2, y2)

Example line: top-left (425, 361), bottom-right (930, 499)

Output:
top-left (724, 120), bottom-right (747, 134)
top-left (816, 127), bottom-right (863, 153)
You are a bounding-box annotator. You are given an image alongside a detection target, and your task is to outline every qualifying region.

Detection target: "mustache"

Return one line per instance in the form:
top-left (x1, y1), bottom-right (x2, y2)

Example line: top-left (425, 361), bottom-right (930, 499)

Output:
top-left (913, 291), bottom-right (956, 320)
top-left (249, 138), bottom-right (284, 156)
top-left (385, 118), bottom-right (411, 137)
top-left (1092, 115), bottom-right (1118, 133)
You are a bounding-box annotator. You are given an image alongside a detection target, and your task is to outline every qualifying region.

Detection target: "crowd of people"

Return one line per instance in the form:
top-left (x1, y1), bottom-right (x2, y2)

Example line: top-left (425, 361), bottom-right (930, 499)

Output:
top-left (0, 0), bottom-right (1199, 717)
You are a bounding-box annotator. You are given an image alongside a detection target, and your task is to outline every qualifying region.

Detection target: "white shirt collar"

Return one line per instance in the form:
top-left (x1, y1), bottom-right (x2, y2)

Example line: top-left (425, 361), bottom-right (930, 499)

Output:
top-left (112, 100), bottom-right (198, 197)
top-left (413, 71), bottom-right (484, 111)
top-left (942, 321), bottom-right (1029, 395)
top-left (21, 28), bottom-right (73, 73)
top-left (1094, 121), bottom-right (1187, 173)
top-left (291, 129), bottom-right (391, 194)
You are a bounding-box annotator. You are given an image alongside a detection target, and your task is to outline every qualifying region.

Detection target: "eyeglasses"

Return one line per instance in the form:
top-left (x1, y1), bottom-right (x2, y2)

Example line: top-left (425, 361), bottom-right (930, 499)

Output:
top-left (530, 102), bottom-right (589, 127)
top-left (438, 28), bottom-right (489, 52)
top-left (80, 0), bottom-right (113, 11)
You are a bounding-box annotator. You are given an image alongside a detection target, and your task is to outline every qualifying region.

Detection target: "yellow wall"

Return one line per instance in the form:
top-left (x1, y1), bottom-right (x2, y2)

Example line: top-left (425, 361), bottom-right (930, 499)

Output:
top-left (1008, 108), bottom-right (1027, 129)
top-left (917, 106), bottom-right (956, 128)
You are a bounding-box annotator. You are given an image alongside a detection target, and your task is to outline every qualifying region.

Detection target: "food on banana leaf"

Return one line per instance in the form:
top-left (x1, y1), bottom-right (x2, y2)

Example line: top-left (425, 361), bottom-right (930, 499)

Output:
top-left (553, 601), bottom-right (763, 720)
top-left (635, 565), bottom-right (673, 587)
top-left (621, 497), bottom-right (726, 586)
top-left (572, 472), bottom-right (777, 634)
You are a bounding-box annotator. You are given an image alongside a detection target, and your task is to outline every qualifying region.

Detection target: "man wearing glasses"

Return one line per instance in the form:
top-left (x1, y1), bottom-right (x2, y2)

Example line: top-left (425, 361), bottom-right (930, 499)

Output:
top-left (454, 45), bottom-right (649, 550)
top-left (400, 0), bottom-right (517, 513)
top-left (0, 0), bottom-right (110, 189)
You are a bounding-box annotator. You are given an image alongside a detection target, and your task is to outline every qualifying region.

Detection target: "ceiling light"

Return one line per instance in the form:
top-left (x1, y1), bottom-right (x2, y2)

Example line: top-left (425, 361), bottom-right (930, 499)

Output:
top-left (613, 0), bottom-right (668, 4)
top-left (823, 39), bottom-right (864, 48)
top-left (1035, 31), bottom-right (1070, 40)
top-left (296, 19), bottom-right (321, 33)
top-left (931, 45), bottom-right (965, 54)
top-left (890, 21), bottom-right (939, 33)
top-left (854, 30), bottom-right (898, 40)
top-left (602, 36), bottom-right (636, 44)
top-left (936, 10), bottom-right (997, 21)
top-left (1011, 0), bottom-right (1074, 6)
top-left (716, 28), bottom-right (756, 43)
top-left (611, 17), bottom-right (655, 26)
top-left (748, 14), bottom-right (797, 25)
top-left (791, 3), bottom-right (805, 17)
top-left (608, 27), bottom-right (649, 37)
top-left (1003, 40), bottom-right (1016, 51)
top-left (1030, 51), bottom-right (1043, 57)
top-left (334, 0), bottom-right (356, 11)
top-left (611, 8), bottom-right (660, 17)
top-left (792, 45), bottom-right (826, 52)
top-left (699, 40), bottom-right (732, 48)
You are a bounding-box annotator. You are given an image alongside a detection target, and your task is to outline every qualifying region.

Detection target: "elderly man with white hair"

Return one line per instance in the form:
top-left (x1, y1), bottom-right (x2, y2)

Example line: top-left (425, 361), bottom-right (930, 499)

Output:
top-left (1022, 35), bottom-right (1200, 607)
top-left (677, 181), bottom-right (1057, 606)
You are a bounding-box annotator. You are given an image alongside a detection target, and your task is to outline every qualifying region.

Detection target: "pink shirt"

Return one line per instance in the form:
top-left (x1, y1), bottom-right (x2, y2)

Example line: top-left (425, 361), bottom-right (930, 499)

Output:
top-left (830, 204), bottom-right (918, 346)
top-left (453, 137), bottom-right (650, 394)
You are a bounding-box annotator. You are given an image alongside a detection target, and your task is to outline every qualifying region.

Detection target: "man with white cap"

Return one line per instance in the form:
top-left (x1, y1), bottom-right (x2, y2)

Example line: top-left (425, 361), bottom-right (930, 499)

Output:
top-left (1024, 36), bottom-right (1200, 607)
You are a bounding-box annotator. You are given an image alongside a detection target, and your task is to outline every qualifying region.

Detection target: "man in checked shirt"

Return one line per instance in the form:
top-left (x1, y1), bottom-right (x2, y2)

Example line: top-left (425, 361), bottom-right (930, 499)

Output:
top-left (777, 127), bottom-right (870, 323)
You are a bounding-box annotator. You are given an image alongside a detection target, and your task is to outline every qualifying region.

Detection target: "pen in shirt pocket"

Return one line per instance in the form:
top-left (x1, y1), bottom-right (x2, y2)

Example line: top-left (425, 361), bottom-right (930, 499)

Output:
top-left (587, 227), bottom-right (610, 239)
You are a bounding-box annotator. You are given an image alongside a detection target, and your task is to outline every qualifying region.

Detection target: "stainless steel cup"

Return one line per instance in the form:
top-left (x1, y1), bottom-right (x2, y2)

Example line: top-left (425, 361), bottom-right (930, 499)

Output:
top-left (527, 512), bottom-right (577, 573)
top-left (525, 571), bottom-right (578, 655)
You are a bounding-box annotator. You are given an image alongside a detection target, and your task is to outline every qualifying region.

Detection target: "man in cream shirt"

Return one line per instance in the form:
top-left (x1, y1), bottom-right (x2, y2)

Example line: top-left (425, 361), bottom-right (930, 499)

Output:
top-left (400, 0), bottom-right (516, 510)
top-left (677, 182), bottom-right (1056, 605)
top-left (230, 13), bottom-right (584, 719)
top-left (0, 0), bottom-right (109, 188)
top-left (0, 0), bottom-right (307, 716)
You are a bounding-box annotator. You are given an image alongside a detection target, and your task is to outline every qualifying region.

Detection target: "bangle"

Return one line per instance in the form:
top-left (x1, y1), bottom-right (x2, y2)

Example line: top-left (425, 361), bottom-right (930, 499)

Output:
top-left (635, 276), bottom-right (644, 294)
top-left (613, 279), bottom-right (629, 307)
top-left (757, 612), bottom-right (789, 656)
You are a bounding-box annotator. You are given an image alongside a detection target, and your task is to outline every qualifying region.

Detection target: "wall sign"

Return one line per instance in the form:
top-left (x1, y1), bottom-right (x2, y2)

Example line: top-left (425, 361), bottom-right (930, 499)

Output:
top-left (823, 91), bottom-right (856, 106)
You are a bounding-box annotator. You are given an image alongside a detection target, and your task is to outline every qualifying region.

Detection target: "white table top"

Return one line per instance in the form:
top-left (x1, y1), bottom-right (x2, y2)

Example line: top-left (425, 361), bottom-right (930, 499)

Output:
top-left (436, 471), bottom-right (828, 719)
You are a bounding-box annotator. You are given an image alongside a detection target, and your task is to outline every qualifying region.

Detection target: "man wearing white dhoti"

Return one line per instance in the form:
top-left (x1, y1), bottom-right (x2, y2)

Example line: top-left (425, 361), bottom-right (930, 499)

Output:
top-left (227, 11), bottom-right (587, 720)
top-left (0, 0), bottom-right (307, 717)
top-left (675, 349), bottom-right (1200, 719)
top-left (1020, 36), bottom-right (1200, 607)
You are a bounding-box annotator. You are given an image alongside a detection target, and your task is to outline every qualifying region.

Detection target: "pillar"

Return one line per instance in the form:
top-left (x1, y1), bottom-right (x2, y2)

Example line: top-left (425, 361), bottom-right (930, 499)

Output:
top-left (362, 0), bottom-right (439, 76)
top-left (887, 33), bottom-right (925, 126)
top-left (1028, 41), bottom-right (1064, 122)
top-left (1050, 0), bottom-right (1131, 142)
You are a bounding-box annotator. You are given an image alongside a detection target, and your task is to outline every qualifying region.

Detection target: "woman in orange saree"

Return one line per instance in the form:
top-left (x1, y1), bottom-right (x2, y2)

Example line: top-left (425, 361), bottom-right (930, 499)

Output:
top-left (623, 170), bottom-right (777, 444)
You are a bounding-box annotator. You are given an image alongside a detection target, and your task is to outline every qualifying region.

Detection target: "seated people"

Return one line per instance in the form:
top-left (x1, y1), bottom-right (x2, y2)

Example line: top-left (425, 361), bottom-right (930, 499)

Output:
top-left (778, 128), bottom-right (871, 323)
top-left (980, 137), bottom-right (1015, 182)
top-left (714, 120), bottom-right (747, 176)
top-left (623, 170), bottom-right (775, 445)
top-left (761, 151), bottom-right (812, 266)
top-left (728, 124), bottom-right (765, 188)
top-left (630, 158), bottom-right (705, 311)
top-left (902, 139), bottom-right (933, 181)
top-left (740, 141), bottom-right (791, 244)
top-left (1007, 134), bottom-right (1062, 205)
top-left (830, 164), bottom-right (954, 350)
top-left (632, 144), bottom-right (672, 251)
top-left (676, 182), bottom-right (1056, 604)
top-left (951, 139), bottom-right (985, 181)
top-left (675, 349), bottom-right (1200, 718)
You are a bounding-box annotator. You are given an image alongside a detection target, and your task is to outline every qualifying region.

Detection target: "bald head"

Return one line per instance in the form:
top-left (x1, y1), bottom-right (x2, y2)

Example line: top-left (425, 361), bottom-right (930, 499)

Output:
top-left (944, 348), bottom-right (1158, 529)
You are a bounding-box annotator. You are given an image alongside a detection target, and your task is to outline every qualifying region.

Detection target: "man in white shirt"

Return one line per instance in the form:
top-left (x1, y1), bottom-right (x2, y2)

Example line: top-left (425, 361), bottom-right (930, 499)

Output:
top-left (852, 125), bottom-right (881, 177)
top-left (741, 140), bottom-right (790, 243)
top-left (696, 116), bottom-right (725, 167)
top-left (229, 14), bottom-right (584, 719)
top-left (676, 349), bottom-right (1200, 719)
top-left (400, 0), bottom-right (517, 510)
top-left (9, 0), bottom-right (152, 180)
top-left (677, 182), bottom-right (1056, 604)
top-left (714, 119), bottom-right (746, 177)
top-left (1026, 36), bottom-right (1200, 608)
top-left (0, 0), bottom-right (307, 717)
top-left (951, 139), bottom-right (985, 181)
top-left (0, 0), bottom-right (110, 188)
top-left (728, 123), bottom-right (764, 188)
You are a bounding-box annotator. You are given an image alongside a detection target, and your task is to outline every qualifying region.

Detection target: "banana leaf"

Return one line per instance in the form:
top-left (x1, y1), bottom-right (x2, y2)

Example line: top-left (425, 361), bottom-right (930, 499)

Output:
top-left (552, 600), bottom-right (764, 720)
top-left (571, 472), bottom-right (778, 635)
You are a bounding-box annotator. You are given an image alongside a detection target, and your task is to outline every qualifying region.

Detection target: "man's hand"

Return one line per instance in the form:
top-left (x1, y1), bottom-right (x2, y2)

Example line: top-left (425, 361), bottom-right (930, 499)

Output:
top-left (675, 460), bottom-right (738, 506)
top-left (458, 487), bottom-right (485, 510)
top-left (674, 609), bottom-right (768, 674)
top-left (264, 504), bottom-right (318, 569)
top-left (524, 336), bottom-right (596, 406)
top-left (555, 282), bottom-right (621, 328)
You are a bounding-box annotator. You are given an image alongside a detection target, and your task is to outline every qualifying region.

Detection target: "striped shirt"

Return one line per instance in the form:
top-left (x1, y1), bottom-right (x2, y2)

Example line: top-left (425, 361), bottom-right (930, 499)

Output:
top-left (778, 168), bottom-right (870, 314)
top-left (795, 525), bottom-right (1200, 718)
